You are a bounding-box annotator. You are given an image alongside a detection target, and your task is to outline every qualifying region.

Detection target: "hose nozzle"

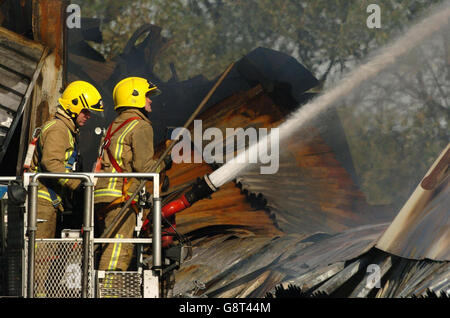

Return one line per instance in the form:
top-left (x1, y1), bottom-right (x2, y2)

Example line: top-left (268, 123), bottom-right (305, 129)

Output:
top-left (184, 174), bottom-right (217, 206)
top-left (162, 174), bottom-right (217, 219)
top-left (141, 174), bottom-right (217, 233)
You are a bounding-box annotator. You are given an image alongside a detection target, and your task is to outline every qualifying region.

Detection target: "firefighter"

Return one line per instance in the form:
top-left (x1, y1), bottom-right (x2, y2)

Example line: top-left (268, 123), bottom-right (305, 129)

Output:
top-left (31, 81), bottom-right (104, 239)
top-left (29, 81), bottom-right (103, 297)
top-left (94, 77), bottom-right (168, 271)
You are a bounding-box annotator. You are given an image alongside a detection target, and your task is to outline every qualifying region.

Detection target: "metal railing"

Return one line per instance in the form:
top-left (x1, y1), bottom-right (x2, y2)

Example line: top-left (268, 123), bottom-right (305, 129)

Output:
top-left (23, 172), bottom-right (160, 298)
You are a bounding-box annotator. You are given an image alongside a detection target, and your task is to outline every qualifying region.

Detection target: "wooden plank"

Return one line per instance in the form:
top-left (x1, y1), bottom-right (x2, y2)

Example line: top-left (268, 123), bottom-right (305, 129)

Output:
top-left (0, 108), bottom-right (13, 129)
top-left (428, 264), bottom-right (450, 293)
top-left (0, 132), bottom-right (5, 146)
top-left (69, 53), bottom-right (116, 84)
top-left (0, 67), bottom-right (29, 95)
top-left (376, 144), bottom-right (450, 262)
top-left (0, 45), bottom-right (36, 77)
top-left (393, 261), bottom-right (423, 297)
top-left (12, 47), bottom-right (49, 173)
top-left (0, 47), bottom-right (48, 165)
top-left (0, 27), bottom-right (44, 61)
top-left (0, 86), bottom-right (22, 111)
top-left (236, 270), bottom-right (272, 298)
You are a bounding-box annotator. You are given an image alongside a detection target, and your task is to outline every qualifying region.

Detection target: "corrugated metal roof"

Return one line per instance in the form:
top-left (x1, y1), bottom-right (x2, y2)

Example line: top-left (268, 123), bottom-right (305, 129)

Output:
top-left (268, 249), bottom-right (449, 298)
top-left (173, 223), bottom-right (390, 297)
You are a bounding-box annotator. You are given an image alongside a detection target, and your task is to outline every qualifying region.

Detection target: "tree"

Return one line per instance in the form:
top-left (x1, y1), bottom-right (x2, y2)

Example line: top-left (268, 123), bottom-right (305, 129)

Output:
top-left (74, 0), bottom-right (444, 82)
top-left (337, 28), bottom-right (449, 206)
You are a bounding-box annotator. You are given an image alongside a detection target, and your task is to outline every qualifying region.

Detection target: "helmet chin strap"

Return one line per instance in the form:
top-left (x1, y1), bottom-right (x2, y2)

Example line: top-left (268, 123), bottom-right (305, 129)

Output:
top-left (64, 108), bottom-right (79, 126)
top-left (68, 110), bottom-right (77, 120)
top-left (58, 105), bottom-right (76, 119)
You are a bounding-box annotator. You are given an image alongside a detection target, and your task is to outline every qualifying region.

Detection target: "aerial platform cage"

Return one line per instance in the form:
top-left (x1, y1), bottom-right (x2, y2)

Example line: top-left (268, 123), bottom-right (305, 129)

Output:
top-left (0, 172), bottom-right (162, 298)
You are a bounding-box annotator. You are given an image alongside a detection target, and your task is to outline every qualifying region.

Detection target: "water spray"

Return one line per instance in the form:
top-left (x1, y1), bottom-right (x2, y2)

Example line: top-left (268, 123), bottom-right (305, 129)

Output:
top-left (208, 1), bottom-right (450, 189)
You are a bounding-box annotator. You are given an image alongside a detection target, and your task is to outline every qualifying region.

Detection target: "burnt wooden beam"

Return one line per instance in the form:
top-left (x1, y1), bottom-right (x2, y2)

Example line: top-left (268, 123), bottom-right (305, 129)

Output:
top-left (14, 47), bottom-right (48, 174)
top-left (0, 25), bottom-right (45, 169)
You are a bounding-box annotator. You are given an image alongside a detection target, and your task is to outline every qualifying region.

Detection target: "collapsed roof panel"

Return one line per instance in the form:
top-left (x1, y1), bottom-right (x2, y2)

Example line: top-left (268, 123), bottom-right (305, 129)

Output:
top-left (151, 47), bottom-right (319, 145)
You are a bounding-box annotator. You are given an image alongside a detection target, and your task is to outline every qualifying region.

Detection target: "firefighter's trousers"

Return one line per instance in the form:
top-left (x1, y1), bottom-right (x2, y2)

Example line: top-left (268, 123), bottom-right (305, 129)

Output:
top-left (35, 198), bottom-right (59, 297)
top-left (95, 203), bottom-right (136, 271)
top-left (36, 198), bottom-right (58, 238)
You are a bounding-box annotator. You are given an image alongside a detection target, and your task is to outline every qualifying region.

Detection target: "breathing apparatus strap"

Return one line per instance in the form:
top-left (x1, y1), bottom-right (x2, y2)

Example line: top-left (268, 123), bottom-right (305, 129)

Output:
top-left (95, 117), bottom-right (142, 212)
top-left (35, 123), bottom-right (79, 208)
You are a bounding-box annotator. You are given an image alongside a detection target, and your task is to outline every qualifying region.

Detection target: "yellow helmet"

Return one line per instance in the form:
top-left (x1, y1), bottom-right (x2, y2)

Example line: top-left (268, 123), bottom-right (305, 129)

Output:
top-left (113, 77), bottom-right (161, 110)
top-left (58, 81), bottom-right (104, 118)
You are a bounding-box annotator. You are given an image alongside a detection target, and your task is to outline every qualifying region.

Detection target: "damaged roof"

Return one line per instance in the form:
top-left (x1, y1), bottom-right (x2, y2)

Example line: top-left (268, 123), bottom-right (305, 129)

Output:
top-left (376, 143), bottom-right (449, 262)
top-left (165, 69), bottom-right (449, 298)
top-left (0, 26), bottom-right (45, 166)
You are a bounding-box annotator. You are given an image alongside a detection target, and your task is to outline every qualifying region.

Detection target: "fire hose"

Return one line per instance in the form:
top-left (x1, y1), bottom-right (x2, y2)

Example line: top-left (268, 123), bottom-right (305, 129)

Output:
top-left (142, 174), bottom-right (218, 246)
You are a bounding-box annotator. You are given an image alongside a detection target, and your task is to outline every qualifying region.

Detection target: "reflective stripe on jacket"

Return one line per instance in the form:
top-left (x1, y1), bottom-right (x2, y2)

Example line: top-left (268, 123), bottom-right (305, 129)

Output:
top-left (94, 108), bottom-right (158, 204)
top-left (31, 108), bottom-right (81, 204)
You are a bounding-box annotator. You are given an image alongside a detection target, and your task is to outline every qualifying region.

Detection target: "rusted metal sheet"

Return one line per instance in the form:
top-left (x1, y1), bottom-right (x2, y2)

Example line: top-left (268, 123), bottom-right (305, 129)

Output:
top-left (277, 223), bottom-right (389, 276)
top-left (269, 248), bottom-right (449, 298)
top-left (173, 223), bottom-right (390, 298)
top-left (173, 234), bottom-right (308, 298)
top-left (0, 26), bottom-right (45, 166)
top-left (376, 143), bottom-right (450, 261)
